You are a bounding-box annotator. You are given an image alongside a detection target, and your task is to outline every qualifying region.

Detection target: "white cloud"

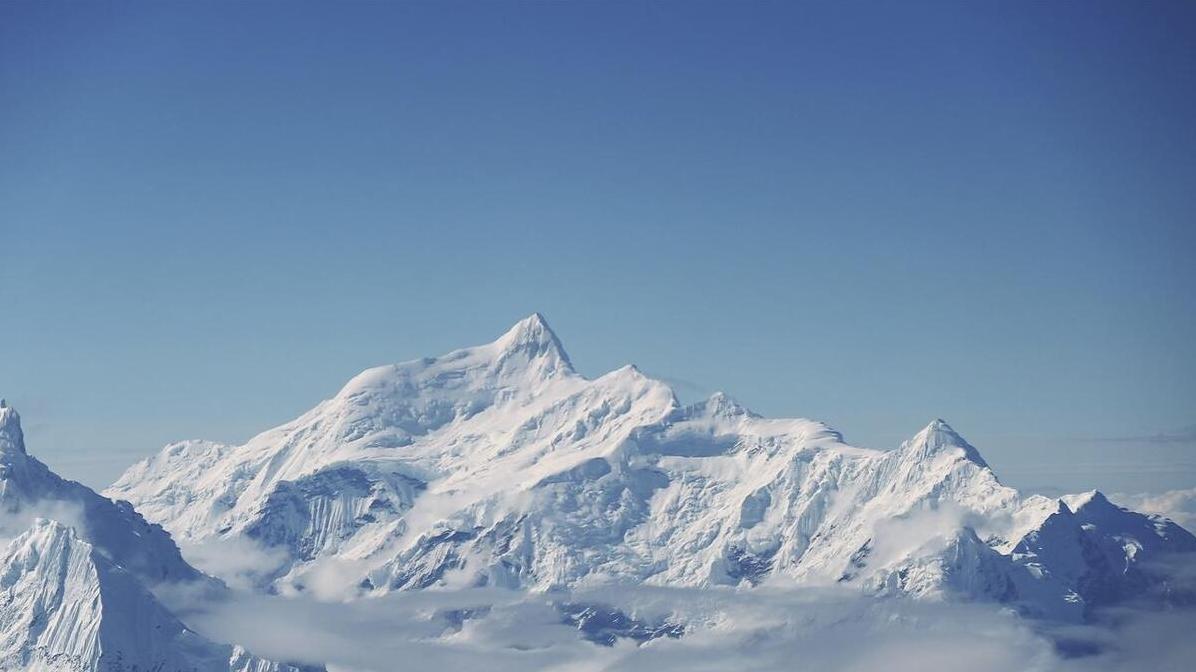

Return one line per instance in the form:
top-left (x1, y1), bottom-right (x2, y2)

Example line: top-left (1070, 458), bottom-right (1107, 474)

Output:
top-left (155, 572), bottom-right (1196, 672)
top-left (1109, 488), bottom-right (1196, 529)
top-left (163, 582), bottom-right (1085, 672)
top-left (177, 536), bottom-right (293, 591)
top-left (0, 498), bottom-right (88, 549)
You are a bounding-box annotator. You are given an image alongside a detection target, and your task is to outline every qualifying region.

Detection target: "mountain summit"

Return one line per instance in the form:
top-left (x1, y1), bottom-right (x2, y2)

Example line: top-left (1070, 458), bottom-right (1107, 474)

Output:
top-left (493, 312), bottom-right (573, 371)
top-left (105, 315), bottom-right (1196, 621)
top-left (0, 402), bottom-right (24, 456)
top-left (902, 418), bottom-right (989, 468)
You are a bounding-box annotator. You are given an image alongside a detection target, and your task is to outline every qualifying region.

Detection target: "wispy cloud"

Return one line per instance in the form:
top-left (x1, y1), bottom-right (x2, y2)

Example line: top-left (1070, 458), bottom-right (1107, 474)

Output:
top-left (646, 373), bottom-right (711, 402)
top-left (0, 498), bottom-right (88, 549)
top-left (1093, 426), bottom-right (1196, 444)
top-left (1109, 488), bottom-right (1196, 529)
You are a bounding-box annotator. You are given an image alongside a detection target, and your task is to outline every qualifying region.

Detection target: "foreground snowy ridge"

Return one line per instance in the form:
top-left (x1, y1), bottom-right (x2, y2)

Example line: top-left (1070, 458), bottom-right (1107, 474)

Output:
top-left (0, 402), bottom-right (322, 672)
top-left (0, 519), bottom-right (314, 672)
top-left (105, 315), bottom-right (1196, 624)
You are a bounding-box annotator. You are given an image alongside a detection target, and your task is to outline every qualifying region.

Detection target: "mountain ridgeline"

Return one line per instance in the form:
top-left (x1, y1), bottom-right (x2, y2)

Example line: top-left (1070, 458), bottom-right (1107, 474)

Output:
top-left (98, 315), bottom-right (1196, 622)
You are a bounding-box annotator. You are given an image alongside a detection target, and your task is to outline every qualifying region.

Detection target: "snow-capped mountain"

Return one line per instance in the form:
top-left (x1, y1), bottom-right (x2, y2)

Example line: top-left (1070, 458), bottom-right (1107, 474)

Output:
top-left (0, 519), bottom-right (313, 672)
top-left (1, 402), bottom-right (200, 585)
top-left (106, 315), bottom-right (1196, 621)
top-left (0, 402), bottom-right (321, 672)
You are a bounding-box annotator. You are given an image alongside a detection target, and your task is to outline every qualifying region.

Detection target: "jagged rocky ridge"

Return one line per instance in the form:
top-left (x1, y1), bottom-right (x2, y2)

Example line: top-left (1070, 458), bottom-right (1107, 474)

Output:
top-left (0, 402), bottom-right (320, 672)
top-left (0, 402), bottom-right (200, 586)
top-left (105, 315), bottom-right (1196, 623)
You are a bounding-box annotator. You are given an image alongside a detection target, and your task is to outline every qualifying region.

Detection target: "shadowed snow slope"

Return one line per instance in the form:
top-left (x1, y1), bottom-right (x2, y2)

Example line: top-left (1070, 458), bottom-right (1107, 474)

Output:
top-left (0, 520), bottom-right (318, 672)
top-left (1, 403), bottom-right (200, 585)
top-left (0, 403), bottom-right (322, 672)
top-left (106, 316), bottom-right (1196, 621)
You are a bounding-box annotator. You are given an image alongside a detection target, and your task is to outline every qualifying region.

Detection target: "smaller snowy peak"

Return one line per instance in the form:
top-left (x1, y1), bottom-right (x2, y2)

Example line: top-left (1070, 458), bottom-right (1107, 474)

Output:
top-left (0, 519), bottom-right (318, 672)
top-left (874, 525), bottom-right (1016, 602)
top-left (696, 392), bottom-right (757, 419)
top-left (1060, 490), bottom-right (1116, 515)
top-left (0, 401), bottom-right (24, 455)
top-left (0, 519), bottom-right (146, 671)
top-left (0, 405), bottom-right (207, 586)
top-left (902, 418), bottom-right (989, 468)
top-left (1009, 488), bottom-right (1196, 620)
top-left (3, 516), bottom-right (80, 567)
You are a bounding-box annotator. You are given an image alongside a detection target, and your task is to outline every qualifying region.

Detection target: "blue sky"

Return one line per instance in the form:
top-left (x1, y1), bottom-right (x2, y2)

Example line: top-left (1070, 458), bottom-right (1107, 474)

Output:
top-left (1, 1), bottom-right (1194, 492)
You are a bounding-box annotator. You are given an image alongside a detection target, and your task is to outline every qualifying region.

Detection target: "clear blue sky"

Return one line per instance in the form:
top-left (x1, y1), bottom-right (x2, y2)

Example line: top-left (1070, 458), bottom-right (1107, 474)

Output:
top-left (2, 1), bottom-right (1194, 493)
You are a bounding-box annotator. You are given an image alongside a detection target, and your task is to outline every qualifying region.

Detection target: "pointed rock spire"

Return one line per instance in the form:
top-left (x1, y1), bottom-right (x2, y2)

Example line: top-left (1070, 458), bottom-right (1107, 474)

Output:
top-left (0, 400), bottom-right (25, 455)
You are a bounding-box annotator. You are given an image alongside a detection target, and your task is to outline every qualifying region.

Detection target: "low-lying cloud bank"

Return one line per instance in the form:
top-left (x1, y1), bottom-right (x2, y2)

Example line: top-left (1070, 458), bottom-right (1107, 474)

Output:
top-left (158, 580), bottom-right (1195, 672)
top-left (177, 536), bottom-right (293, 591)
top-left (1112, 487), bottom-right (1196, 529)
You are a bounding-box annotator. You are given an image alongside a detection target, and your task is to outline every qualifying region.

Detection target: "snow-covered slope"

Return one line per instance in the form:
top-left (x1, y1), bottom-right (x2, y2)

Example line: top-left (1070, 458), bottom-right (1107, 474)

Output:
top-left (0, 519), bottom-right (315, 672)
top-left (106, 315), bottom-right (1196, 621)
top-left (0, 401), bottom-right (322, 672)
top-left (1, 402), bottom-right (200, 586)
top-left (1009, 491), bottom-right (1196, 620)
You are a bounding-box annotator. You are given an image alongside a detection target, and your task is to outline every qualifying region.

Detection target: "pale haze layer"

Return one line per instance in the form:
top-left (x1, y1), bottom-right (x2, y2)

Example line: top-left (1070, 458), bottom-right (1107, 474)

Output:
top-left (0, 1), bottom-right (1194, 494)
